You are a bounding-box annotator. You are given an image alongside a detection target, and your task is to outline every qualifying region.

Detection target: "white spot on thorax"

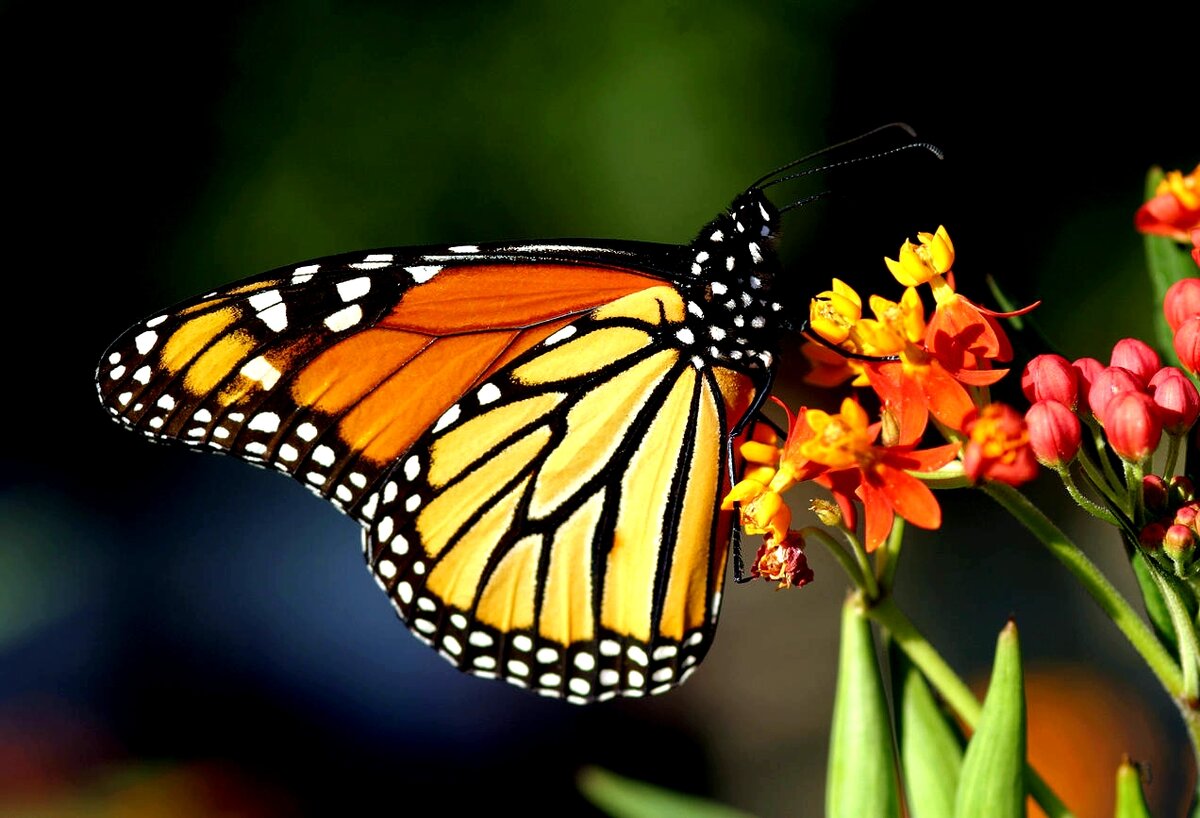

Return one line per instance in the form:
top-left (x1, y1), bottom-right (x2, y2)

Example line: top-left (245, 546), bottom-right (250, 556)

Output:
top-left (748, 243), bottom-right (763, 264)
top-left (726, 256), bottom-right (735, 271)
top-left (711, 281), bottom-right (727, 295)
top-left (710, 229), bottom-right (723, 242)
top-left (708, 326), bottom-right (726, 340)
top-left (675, 328), bottom-right (694, 344)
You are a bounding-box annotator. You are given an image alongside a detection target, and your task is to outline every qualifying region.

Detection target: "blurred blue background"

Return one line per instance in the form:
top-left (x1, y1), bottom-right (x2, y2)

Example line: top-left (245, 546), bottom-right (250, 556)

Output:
top-left (4, 0), bottom-right (1197, 815)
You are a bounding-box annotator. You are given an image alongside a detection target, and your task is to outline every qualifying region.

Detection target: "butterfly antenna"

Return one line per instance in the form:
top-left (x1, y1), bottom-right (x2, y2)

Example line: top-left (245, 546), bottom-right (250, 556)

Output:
top-left (762, 141), bottom-right (943, 193)
top-left (748, 122), bottom-right (918, 189)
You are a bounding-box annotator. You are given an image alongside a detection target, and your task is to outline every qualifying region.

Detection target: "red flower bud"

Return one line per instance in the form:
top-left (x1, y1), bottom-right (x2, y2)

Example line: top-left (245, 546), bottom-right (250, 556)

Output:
top-left (1025, 400), bottom-right (1082, 466)
top-left (1176, 316), bottom-right (1200, 375)
top-left (1165, 278), bottom-right (1200, 333)
top-left (1143, 474), bottom-right (1169, 513)
top-left (1110, 338), bottom-right (1161, 386)
top-left (1102, 391), bottom-right (1162, 461)
top-left (1021, 354), bottom-right (1079, 408)
top-left (1150, 367), bottom-right (1200, 434)
top-left (1176, 503), bottom-right (1200, 529)
top-left (1140, 521), bottom-right (1166, 550)
top-left (1088, 366), bottom-right (1145, 422)
top-left (1072, 357), bottom-right (1105, 398)
top-left (1173, 475), bottom-right (1197, 503)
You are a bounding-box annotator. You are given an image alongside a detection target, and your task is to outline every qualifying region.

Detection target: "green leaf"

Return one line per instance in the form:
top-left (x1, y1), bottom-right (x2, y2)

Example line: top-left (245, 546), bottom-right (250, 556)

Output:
top-left (889, 642), bottom-right (964, 818)
top-left (1143, 166), bottom-right (1198, 365)
top-left (955, 621), bottom-right (1026, 818)
top-left (1131, 548), bottom-right (1179, 655)
top-left (827, 595), bottom-right (901, 818)
top-left (577, 767), bottom-right (757, 818)
top-left (1113, 758), bottom-right (1153, 818)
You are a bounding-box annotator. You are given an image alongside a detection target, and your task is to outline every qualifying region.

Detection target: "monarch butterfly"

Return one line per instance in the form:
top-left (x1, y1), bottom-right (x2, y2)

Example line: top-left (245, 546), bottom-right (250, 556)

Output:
top-left (95, 166), bottom-right (799, 704)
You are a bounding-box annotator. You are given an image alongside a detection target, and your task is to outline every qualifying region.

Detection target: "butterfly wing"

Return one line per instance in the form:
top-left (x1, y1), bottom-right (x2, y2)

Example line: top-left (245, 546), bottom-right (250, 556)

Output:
top-left (96, 242), bottom-right (682, 522)
top-left (360, 282), bottom-right (759, 702)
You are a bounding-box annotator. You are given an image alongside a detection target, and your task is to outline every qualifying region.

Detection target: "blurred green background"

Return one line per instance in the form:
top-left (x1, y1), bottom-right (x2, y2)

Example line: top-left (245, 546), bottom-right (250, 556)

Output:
top-left (4, 0), bottom-right (1197, 815)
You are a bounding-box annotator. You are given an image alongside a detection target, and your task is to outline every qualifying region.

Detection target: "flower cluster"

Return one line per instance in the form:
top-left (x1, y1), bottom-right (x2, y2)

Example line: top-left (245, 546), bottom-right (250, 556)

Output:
top-left (1140, 475), bottom-right (1199, 572)
top-left (726, 226), bottom-right (1040, 580)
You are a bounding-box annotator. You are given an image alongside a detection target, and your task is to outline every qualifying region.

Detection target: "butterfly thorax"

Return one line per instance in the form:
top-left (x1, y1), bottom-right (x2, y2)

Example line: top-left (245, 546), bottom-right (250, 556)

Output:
top-left (673, 190), bottom-right (783, 373)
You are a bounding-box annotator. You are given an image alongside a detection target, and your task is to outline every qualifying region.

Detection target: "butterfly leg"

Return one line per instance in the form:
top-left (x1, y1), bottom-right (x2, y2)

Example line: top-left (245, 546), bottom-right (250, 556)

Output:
top-left (726, 365), bottom-right (778, 585)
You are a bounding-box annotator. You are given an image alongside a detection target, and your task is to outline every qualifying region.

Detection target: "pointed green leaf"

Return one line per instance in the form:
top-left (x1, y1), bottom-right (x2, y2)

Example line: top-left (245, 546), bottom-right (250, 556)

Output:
top-left (577, 767), bottom-right (756, 818)
top-left (888, 642), bottom-right (964, 818)
top-left (955, 621), bottom-right (1026, 818)
top-left (827, 595), bottom-right (901, 818)
top-left (1114, 758), bottom-right (1153, 818)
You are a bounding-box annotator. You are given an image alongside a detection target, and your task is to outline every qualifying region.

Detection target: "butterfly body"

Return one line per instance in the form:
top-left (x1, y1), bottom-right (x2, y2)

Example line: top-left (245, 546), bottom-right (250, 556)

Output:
top-left (97, 188), bottom-right (785, 702)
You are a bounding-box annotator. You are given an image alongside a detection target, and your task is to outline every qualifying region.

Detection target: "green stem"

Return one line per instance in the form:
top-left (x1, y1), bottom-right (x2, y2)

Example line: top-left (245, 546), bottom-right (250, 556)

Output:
top-left (1147, 560), bottom-right (1200, 700)
top-left (1058, 466), bottom-right (1121, 526)
top-left (983, 482), bottom-right (1183, 697)
top-left (804, 526), bottom-right (867, 592)
top-left (1165, 433), bottom-right (1183, 478)
top-left (878, 518), bottom-right (905, 592)
top-left (867, 596), bottom-right (1074, 818)
top-left (1077, 445), bottom-right (1128, 513)
top-left (1089, 421), bottom-right (1125, 491)
top-left (844, 528), bottom-right (881, 601)
top-left (1125, 459), bottom-right (1145, 525)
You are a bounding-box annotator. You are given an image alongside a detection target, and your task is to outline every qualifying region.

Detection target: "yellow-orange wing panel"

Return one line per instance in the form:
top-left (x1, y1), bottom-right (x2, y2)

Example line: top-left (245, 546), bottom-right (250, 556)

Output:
top-left (360, 285), bottom-right (759, 703)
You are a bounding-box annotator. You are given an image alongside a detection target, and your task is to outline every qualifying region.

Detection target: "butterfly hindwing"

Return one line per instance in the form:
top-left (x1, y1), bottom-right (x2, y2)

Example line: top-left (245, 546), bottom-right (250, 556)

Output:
top-left (360, 284), bottom-right (759, 702)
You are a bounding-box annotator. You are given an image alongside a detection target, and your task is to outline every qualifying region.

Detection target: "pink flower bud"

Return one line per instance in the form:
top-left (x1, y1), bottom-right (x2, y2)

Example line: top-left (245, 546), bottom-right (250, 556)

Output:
top-left (1165, 278), bottom-right (1200, 333)
top-left (1021, 354), bottom-right (1079, 408)
top-left (1140, 521), bottom-right (1166, 550)
top-left (1088, 366), bottom-right (1144, 422)
top-left (1174, 316), bottom-right (1200, 374)
top-left (1025, 400), bottom-right (1082, 466)
top-left (1143, 474), bottom-right (1169, 513)
top-left (1176, 504), bottom-right (1199, 530)
top-left (1072, 357), bottom-right (1105, 402)
top-left (1164, 524), bottom-right (1196, 562)
top-left (1102, 391), bottom-right (1162, 461)
top-left (1110, 338), bottom-right (1161, 386)
top-left (1150, 368), bottom-right (1200, 434)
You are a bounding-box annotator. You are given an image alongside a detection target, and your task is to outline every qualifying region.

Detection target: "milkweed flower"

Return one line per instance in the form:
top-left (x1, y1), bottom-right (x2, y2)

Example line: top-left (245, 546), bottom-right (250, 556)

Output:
top-left (1110, 339), bottom-right (1161, 387)
top-left (1149, 367), bottom-right (1200, 434)
top-left (793, 398), bottom-right (959, 551)
top-left (1174, 316), bottom-right (1200, 375)
top-left (1088, 367), bottom-right (1144, 422)
top-left (962, 403), bottom-right (1038, 486)
top-left (1136, 165), bottom-right (1200, 242)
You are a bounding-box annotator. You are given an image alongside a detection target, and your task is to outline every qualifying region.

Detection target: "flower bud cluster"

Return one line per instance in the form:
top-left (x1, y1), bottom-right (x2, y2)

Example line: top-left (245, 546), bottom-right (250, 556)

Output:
top-left (1167, 279), bottom-right (1200, 374)
top-left (1022, 340), bottom-right (1200, 466)
top-left (1140, 475), bottom-right (1200, 574)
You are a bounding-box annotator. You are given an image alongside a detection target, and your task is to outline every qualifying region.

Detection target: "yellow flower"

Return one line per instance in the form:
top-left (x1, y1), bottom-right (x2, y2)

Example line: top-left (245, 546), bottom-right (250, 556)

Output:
top-left (884, 225), bottom-right (955, 287)
top-left (799, 398), bottom-right (873, 469)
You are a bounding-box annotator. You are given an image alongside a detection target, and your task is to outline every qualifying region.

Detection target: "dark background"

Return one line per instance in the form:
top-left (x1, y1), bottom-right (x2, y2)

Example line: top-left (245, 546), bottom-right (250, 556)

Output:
top-left (4, 1), bottom-right (1197, 815)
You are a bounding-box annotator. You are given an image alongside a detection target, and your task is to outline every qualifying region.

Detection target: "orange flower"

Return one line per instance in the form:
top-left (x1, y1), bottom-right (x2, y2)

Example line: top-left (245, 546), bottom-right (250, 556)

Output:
top-left (962, 403), bottom-right (1038, 485)
top-left (1136, 165), bottom-right (1200, 242)
top-left (793, 398), bottom-right (959, 551)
